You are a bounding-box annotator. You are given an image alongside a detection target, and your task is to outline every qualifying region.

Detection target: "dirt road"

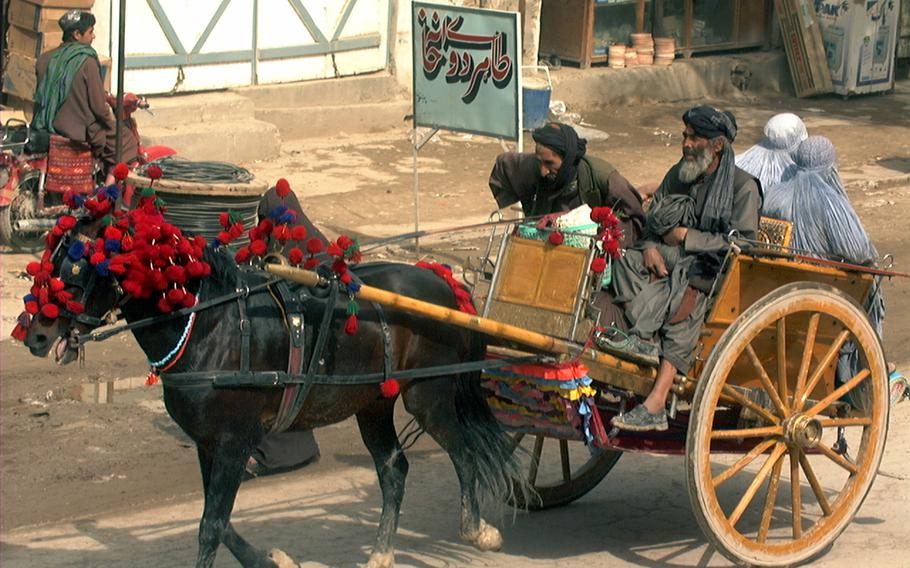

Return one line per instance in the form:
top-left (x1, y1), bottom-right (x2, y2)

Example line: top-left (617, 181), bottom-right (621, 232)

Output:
top-left (2, 85), bottom-right (909, 565)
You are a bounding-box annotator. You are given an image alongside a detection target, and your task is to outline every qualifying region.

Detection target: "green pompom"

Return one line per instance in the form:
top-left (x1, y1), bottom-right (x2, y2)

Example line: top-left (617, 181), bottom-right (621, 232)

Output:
top-left (346, 299), bottom-right (360, 316)
top-left (140, 187), bottom-right (155, 198)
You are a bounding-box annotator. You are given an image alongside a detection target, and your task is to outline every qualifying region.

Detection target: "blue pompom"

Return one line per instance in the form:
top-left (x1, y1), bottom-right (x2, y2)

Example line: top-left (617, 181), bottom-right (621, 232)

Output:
top-left (279, 212), bottom-right (296, 225)
top-left (104, 239), bottom-right (121, 253)
top-left (347, 282), bottom-right (362, 294)
top-left (72, 194), bottom-right (86, 208)
top-left (67, 241), bottom-right (85, 260)
top-left (24, 294), bottom-right (37, 303)
top-left (96, 259), bottom-right (110, 277)
top-left (210, 237), bottom-right (222, 249)
top-left (104, 185), bottom-right (121, 201)
top-left (269, 205), bottom-right (288, 220)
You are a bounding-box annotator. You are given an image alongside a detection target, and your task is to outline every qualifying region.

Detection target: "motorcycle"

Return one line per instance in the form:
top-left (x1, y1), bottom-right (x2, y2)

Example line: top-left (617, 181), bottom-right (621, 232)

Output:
top-left (0, 94), bottom-right (176, 251)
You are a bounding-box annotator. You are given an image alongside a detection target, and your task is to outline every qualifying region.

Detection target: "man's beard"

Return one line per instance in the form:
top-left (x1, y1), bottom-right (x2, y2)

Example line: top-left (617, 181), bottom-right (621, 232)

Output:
top-left (678, 145), bottom-right (715, 183)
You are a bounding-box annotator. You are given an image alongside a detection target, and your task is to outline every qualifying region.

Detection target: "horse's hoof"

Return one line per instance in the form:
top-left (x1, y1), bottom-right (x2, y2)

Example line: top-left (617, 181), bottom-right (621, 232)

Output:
top-left (461, 519), bottom-right (502, 552)
top-left (268, 548), bottom-right (299, 568)
top-left (364, 550), bottom-right (395, 568)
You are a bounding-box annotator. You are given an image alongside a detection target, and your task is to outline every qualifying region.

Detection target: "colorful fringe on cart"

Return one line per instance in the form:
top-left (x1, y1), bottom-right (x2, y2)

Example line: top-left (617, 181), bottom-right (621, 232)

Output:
top-left (482, 356), bottom-right (609, 446)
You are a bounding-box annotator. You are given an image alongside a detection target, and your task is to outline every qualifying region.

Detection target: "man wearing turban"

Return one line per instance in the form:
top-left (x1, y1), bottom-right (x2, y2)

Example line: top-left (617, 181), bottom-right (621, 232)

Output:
top-left (608, 105), bottom-right (762, 431)
top-left (32, 10), bottom-right (137, 181)
top-left (488, 122), bottom-right (646, 246)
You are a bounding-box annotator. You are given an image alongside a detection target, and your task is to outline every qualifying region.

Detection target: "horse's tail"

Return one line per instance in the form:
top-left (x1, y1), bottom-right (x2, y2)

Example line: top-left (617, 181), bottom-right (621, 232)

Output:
top-left (453, 330), bottom-right (534, 512)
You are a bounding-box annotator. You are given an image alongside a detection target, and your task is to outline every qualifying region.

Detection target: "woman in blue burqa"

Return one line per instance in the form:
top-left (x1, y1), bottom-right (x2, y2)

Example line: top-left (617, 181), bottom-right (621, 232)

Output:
top-left (763, 135), bottom-right (884, 384)
top-left (735, 112), bottom-right (808, 189)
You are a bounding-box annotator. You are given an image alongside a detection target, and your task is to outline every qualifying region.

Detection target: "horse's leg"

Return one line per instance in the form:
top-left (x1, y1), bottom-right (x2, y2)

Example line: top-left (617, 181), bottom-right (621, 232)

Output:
top-left (195, 441), bottom-right (280, 568)
top-left (355, 401), bottom-right (409, 568)
top-left (196, 447), bottom-right (290, 568)
top-left (403, 380), bottom-right (503, 552)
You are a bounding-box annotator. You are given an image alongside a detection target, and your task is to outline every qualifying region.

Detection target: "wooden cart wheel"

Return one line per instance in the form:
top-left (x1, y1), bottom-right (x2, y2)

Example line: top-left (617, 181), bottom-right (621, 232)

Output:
top-left (508, 433), bottom-right (622, 510)
top-left (687, 282), bottom-right (888, 566)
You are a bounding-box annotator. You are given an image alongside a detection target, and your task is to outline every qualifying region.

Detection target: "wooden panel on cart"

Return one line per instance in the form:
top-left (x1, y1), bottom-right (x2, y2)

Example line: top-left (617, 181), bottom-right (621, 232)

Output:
top-left (700, 254), bottom-right (873, 399)
top-left (484, 235), bottom-right (593, 342)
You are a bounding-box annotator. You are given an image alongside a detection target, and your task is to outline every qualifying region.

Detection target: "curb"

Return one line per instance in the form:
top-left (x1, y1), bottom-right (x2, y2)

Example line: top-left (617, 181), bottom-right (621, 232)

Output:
top-left (845, 174), bottom-right (910, 192)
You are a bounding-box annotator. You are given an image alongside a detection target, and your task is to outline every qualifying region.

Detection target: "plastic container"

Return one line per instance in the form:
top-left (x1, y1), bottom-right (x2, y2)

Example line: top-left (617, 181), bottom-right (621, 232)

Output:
top-left (522, 65), bottom-right (552, 130)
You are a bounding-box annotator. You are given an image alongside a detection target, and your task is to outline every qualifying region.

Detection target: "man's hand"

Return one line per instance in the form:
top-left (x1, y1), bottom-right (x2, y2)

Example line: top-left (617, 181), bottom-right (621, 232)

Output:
top-left (663, 226), bottom-right (688, 246)
top-left (642, 247), bottom-right (668, 278)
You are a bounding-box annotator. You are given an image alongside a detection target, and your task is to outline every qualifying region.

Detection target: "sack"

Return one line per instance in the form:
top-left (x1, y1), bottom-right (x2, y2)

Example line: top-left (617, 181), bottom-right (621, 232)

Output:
top-left (25, 128), bottom-right (50, 153)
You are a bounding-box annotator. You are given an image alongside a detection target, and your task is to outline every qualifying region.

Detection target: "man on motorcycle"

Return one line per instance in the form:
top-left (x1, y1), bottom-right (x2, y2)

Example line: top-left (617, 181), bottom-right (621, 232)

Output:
top-left (32, 10), bottom-right (137, 183)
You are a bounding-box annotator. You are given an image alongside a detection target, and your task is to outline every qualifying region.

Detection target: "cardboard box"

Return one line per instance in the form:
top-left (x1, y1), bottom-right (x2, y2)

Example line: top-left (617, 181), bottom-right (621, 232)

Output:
top-left (7, 0), bottom-right (93, 34)
top-left (816, 0), bottom-right (900, 96)
top-left (774, 0), bottom-right (834, 97)
top-left (1, 53), bottom-right (38, 102)
top-left (7, 24), bottom-right (64, 58)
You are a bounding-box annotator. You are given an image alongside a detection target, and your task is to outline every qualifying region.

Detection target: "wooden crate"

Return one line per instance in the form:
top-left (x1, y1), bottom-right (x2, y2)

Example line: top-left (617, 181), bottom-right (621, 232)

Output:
top-left (774, 0), bottom-right (833, 97)
top-left (8, 0), bottom-right (94, 34)
top-left (2, 53), bottom-right (38, 102)
top-left (7, 24), bottom-right (64, 58)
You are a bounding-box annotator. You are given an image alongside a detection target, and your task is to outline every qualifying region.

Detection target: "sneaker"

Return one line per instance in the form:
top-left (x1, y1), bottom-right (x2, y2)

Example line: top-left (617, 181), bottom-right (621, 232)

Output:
top-left (595, 331), bottom-right (660, 366)
top-left (611, 404), bottom-right (668, 432)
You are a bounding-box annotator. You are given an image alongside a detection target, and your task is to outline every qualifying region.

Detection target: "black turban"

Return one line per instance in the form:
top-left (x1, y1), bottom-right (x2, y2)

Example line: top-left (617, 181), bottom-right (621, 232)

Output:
top-left (531, 122), bottom-right (587, 191)
top-left (683, 105), bottom-right (738, 142)
top-left (58, 10), bottom-right (95, 34)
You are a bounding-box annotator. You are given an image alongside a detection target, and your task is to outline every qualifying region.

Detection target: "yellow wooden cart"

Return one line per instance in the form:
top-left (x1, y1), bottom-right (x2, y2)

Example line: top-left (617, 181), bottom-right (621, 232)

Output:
top-left (271, 217), bottom-right (897, 567)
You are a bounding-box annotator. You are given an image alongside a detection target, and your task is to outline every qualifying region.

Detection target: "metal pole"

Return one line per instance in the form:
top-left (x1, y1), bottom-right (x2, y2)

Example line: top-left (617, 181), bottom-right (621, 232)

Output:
top-left (115, 0), bottom-right (126, 165)
top-left (251, 0), bottom-right (259, 85)
top-left (412, 129), bottom-right (420, 254)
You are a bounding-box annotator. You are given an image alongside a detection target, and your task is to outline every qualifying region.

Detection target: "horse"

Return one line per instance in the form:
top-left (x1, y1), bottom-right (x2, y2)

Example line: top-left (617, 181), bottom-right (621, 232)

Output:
top-left (23, 215), bottom-right (529, 568)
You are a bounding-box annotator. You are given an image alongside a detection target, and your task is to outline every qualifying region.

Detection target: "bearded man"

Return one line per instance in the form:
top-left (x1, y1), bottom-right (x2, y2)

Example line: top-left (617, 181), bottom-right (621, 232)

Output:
top-left (489, 122), bottom-right (646, 246)
top-left (607, 105), bottom-right (762, 432)
top-left (33, 10), bottom-right (137, 181)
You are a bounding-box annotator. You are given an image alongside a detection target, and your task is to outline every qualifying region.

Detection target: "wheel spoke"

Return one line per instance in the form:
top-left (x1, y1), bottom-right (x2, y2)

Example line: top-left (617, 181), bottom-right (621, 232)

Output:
top-left (793, 314), bottom-right (820, 413)
top-left (805, 369), bottom-right (871, 418)
top-left (711, 426), bottom-right (783, 440)
top-left (722, 385), bottom-right (780, 425)
top-left (559, 439), bottom-right (571, 483)
top-left (509, 432), bottom-right (526, 453)
top-left (745, 344), bottom-right (789, 418)
top-left (777, 317), bottom-right (789, 410)
top-left (815, 443), bottom-right (859, 475)
top-left (758, 451), bottom-right (785, 543)
top-left (713, 438), bottom-right (778, 487)
top-left (799, 451), bottom-right (833, 515)
top-left (528, 436), bottom-right (544, 486)
top-left (818, 417), bottom-right (872, 427)
top-left (728, 444), bottom-right (787, 528)
top-left (796, 329), bottom-right (851, 411)
top-left (789, 447), bottom-right (802, 539)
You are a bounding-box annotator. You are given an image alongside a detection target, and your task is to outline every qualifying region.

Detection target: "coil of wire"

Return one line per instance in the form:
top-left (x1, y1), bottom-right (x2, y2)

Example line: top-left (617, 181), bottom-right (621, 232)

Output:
top-left (139, 158), bottom-right (263, 250)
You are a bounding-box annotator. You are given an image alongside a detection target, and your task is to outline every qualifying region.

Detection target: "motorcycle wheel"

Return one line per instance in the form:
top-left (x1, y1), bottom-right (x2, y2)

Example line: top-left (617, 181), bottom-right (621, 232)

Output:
top-left (0, 171), bottom-right (47, 252)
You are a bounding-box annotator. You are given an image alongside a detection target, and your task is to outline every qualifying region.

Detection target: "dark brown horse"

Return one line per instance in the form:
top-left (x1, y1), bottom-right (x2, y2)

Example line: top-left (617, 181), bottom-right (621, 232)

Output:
top-left (23, 217), bottom-right (528, 568)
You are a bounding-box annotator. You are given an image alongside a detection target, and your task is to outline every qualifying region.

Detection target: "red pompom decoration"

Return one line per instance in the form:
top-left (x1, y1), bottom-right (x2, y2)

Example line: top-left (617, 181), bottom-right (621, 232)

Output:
top-left (40, 303), bottom-right (59, 319)
top-left (291, 226), bottom-right (307, 241)
top-left (104, 226), bottom-right (122, 241)
top-left (229, 222), bottom-right (244, 239)
top-left (49, 278), bottom-right (65, 292)
top-left (273, 225), bottom-right (290, 242)
top-left (25, 301), bottom-right (39, 315)
top-left (157, 296), bottom-right (173, 313)
top-left (166, 288), bottom-right (185, 306)
top-left (219, 212), bottom-right (230, 229)
top-left (42, 261), bottom-right (54, 273)
top-left (217, 231), bottom-right (232, 245)
top-left (182, 293), bottom-right (196, 308)
top-left (548, 231), bottom-right (564, 246)
top-left (288, 247), bottom-right (304, 265)
top-left (327, 242), bottom-right (343, 257)
top-left (332, 260), bottom-right (347, 275)
top-left (379, 378), bottom-right (400, 399)
top-left (57, 215), bottom-right (77, 231)
top-left (591, 257), bottom-right (607, 273)
top-left (112, 162), bottom-right (130, 181)
top-left (604, 238), bottom-right (621, 259)
top-left (337, 235), bottom-right (353, 250)
top-left (55, 290), bottom-right (73, 303)
top-left (146, 164), bottom-right (163, 180)
top-left (164, 265), bottom-right (187, 285)
top-left (340, 272), bottom-right (352, 285)
top-left (186, 261), bottom-right (206, 278)
top-left (250, 239), bottom-right (268, 256)
top-left (304, 258), bottom-right (319, 270)
top-left (275, 178), bottom-right (291, 198)
top-left (10, 321), bottom-right (29, 342)
top-left (26, 262), bottom-right (41, 276)
top-left (66, 301), bottom-right (85, 314)
top-left (235, 247), bottom-right (251, 263)
top-left (344, 313), bottom-right (358, 335)
top-left (121, 234), bottom-right (134, 252)
top-left (306, 238), bottom-right (324, 254)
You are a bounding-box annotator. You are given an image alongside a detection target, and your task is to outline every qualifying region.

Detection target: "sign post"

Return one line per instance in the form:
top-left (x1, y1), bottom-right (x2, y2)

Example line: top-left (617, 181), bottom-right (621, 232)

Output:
top-left (411, 2), bottom-right (522, 250)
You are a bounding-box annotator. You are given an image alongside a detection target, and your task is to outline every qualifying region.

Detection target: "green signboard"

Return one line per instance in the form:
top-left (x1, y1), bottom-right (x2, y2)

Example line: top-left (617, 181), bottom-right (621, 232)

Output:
top-left (412, 2), bottom-right (521, 140)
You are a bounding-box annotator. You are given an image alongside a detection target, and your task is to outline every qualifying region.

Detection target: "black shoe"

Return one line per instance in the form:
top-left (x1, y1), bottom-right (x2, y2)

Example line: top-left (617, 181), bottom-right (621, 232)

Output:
top-left (611, 405), bottom-right (668, 432)
top-left (242, 453), bottom-right (321, 482)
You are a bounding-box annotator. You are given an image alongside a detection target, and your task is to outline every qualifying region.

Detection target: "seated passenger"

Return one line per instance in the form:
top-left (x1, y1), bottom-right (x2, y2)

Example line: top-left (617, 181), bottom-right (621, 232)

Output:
top-left (735, 112), bottom-right (808, 189)
top-left (762, 135), bottom-right (883, 384)
top-left (608, 105), bottom-right (762, 432)
top-left (489, 122), bottom-right (645, 246)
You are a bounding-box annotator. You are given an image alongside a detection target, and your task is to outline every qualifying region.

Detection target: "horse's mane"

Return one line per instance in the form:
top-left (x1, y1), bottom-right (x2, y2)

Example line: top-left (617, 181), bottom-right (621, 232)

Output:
top-left (201, 247), bottom-right (243, 291)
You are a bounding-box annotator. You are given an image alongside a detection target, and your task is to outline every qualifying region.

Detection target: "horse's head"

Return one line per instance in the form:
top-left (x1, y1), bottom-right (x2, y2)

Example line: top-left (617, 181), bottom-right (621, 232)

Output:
top-left (24, 215), bottom-right (122, 364)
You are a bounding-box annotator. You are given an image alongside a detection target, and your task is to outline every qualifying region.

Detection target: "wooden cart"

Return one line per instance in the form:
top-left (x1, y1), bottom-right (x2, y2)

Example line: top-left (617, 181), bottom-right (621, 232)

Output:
top-left (270, 218), bottom-right (895, 567)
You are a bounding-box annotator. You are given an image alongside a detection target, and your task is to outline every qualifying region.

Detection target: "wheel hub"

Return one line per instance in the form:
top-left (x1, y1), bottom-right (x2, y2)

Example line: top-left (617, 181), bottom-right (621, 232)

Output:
top-left (783, 414), bottom-right (823, 449)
